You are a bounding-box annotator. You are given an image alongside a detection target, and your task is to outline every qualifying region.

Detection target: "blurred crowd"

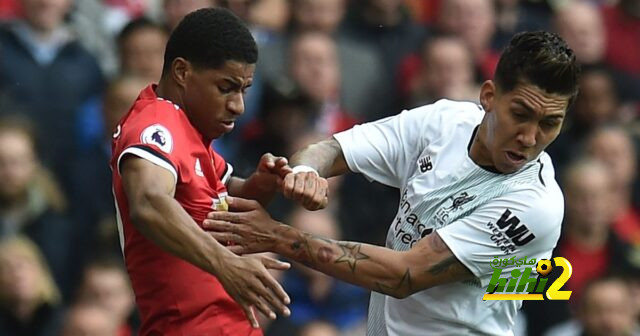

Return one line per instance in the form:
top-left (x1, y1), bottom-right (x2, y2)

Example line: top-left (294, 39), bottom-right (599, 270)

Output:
top-left (0, 0), bottom-right (639, 335)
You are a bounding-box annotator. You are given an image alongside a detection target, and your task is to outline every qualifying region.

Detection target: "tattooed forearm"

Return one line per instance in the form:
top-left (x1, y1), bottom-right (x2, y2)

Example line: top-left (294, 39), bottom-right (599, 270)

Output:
top-left (289, 138), bottom-right (347, 177)
top-left (334, 242), bottom-right (370, 273)
top-left (374, 269), bottom-right (413, 298)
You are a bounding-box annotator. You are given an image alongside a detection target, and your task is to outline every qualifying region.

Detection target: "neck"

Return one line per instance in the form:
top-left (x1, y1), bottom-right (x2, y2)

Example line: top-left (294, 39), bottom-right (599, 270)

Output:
top-left (610, 186), bottom-right (632, 216)
top-left (12, 300), bottom-right (39, 323)
top-left (25, 22), bottom-right (58, 42)
top-left (0, 191), bottom-right (29, 215)
top-left (469, 123), bottom-right (494, 167)
top-left (155, 79), bottom-right (181, 104)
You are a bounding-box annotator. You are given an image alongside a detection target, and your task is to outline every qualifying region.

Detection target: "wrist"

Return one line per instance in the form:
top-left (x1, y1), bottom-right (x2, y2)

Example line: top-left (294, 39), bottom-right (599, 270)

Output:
top-left (291, 165), bottom-right (319, 177)
top-left (273, 223), bottom-right (301, 256)
top-left (207, 243), bottom-right (236, 276)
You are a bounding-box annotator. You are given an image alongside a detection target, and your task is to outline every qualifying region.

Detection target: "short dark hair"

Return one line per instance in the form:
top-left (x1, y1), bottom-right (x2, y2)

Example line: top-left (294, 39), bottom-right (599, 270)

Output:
top-left (117, 17), bottom-right (166, 49)
top-left (494, 31), bottom-right (580, 103)
top-left (162, 8), bottom-right (257, 76)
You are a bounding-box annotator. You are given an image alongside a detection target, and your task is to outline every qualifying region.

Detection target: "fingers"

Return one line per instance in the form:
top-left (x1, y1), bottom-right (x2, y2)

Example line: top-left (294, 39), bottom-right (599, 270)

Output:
top-left (258, 259), bottom-right (291, 307)
top-left (203, 219), bottom-right (237, 232)
top-left (283, 172), bottom-right (330, 210)
top-left (226, 196), bottom-right (261, 212)
top-left (303, 177), bottom-right (328, 210)
top-left (261, 256), bottom-right (291, 271)
top-left (259, 153), bottom-right (291, 177)
top-left (240, 303), bottom-right (259, 329)
top-left (249, 291), bottom-right (277, 321)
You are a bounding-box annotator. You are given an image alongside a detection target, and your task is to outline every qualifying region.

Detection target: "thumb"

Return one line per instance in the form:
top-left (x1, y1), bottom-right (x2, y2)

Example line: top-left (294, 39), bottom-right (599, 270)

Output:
top-left (261, 256), bottom-right (291, 271)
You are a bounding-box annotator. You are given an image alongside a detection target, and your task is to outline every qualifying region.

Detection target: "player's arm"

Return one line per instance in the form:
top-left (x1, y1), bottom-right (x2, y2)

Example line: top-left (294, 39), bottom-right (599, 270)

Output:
top-left (205, 197), bottom-right (474, 299)
top-left (278, 138), bottom-right (348, 210)
top-left (120, 156), bottom-right (291, 326)
top-left (226, 153), bottom-right (292, 207)
top-left (288, 137), bottom-right (350, 178)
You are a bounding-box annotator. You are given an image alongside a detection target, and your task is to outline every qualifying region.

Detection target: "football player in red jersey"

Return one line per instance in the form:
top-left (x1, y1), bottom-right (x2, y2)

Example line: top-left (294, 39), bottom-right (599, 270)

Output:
top-left (111, 8), bottom-right (294, 335)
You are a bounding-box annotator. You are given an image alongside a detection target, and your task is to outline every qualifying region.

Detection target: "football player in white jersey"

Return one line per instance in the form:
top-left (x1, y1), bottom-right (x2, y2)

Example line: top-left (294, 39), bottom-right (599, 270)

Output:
top-left (204, 31), bottom-right (580, 335)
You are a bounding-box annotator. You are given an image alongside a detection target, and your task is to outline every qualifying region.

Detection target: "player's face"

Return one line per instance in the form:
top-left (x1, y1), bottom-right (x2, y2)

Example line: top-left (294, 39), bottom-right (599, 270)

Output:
top-left (181, 60), bottom-right (255, 139)
top-left (478, 80), bottom-right (569, 173)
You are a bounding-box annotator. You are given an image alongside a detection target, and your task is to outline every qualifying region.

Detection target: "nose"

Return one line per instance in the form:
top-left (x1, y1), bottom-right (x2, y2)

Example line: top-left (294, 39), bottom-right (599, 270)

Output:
top-left (226, 92), bottom-right (245, 116)
top-left (517, 123), bottom-right (537, 148)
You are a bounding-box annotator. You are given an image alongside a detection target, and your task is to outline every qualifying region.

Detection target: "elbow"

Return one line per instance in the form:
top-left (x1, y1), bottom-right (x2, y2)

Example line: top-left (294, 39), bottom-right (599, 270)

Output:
top-left (128, 190), bottom-right (164, 229)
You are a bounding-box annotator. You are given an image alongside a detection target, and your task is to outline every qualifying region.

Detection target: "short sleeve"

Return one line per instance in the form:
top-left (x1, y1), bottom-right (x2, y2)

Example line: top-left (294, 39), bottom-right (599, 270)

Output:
top-left (333, 104), bottom-right (435, 188)
top-left (116, 103), bottom-right (185, 184)
top-left (436, 188), bottom-right (563, 286)
top-left (211, 147), bottom-right (233, 185)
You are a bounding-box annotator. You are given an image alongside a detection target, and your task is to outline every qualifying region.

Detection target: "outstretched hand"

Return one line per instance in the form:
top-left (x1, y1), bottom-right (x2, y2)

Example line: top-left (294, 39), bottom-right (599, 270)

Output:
top-left (204, 196), bottom-right (282, 255)
top-left (215, 252), bottom-right (291, 328)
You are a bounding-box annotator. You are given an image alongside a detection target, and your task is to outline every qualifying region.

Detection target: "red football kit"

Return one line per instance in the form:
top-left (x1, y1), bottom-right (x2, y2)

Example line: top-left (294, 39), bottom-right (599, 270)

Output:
top-left (111, 85), bottom-right (261, 336)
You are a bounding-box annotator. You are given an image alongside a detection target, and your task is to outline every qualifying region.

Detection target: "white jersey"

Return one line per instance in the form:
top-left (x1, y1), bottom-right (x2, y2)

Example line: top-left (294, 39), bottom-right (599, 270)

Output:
top-left (333, 99), bottom-right (564, 336)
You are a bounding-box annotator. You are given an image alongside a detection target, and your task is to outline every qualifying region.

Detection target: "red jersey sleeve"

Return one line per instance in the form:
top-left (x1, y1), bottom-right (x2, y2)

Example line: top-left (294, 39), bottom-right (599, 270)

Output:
top-left (115, 100), bottom-right (188, 184)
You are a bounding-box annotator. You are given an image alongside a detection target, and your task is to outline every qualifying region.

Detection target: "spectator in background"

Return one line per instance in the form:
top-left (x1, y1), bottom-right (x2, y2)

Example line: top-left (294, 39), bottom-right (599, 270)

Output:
top-left (602, 0), bottom-right (640, 77)
top-left (525, 159), bottom-right (640, 336)
top-left (256, 0), bottom-right (386, 121)
top-left (544, 276), bottom-right (640, 336)
top-left (61, 303), bottom-right (119, 336)
top-left (76, 257), bottom-right (138, 336)
top-left (587, 126), bottom-right (640, 245)
top-left (0, 0), bottom-right (104, 192)
top-left (163, 0), bottom-right (218, 31)
top-left (117, 17), bottom-right (168, 82)
top-left (72, 75), bottom-right (147, 269)
top-left (493, 0), bottom-right (552, 50)
top-left (298, 320), bottom-right (340, 336)
top-left (342, 0), bottom-right (426, 82)
top-left (546, 66), bottom-right (620, 173)
top-left (407, 34), bottom-right (479, 107)
top-left (435, 0), bottom-right (499, 82)
top-left (0, 118), bottom-right (74, 298)
top-left (554, 1), bottom-right (640, 107)
top-left (558, 159), bottom-right (639, 301)
top-left (0, 236), bottom-right (64, 336)
top-left (289, 31), bottom-right (358, 136)
top-left (280, 208), bottom-right (368, 333)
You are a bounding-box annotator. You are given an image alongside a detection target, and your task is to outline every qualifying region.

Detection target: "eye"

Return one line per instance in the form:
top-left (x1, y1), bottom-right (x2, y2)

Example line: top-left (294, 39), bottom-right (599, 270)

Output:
top-left (218, 86), bottom-right (233, 94)
top-left (511, 110), bottom-right (528, 120)
top-left (541, 119), bottom-right (560, 128)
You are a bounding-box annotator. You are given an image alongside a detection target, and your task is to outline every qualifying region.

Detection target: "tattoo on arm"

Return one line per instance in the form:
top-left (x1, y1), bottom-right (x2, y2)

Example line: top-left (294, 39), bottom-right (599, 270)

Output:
top-left (334, 242), bottom-right (370, 273)
top-left (375, 269), bottom-right (412, 297)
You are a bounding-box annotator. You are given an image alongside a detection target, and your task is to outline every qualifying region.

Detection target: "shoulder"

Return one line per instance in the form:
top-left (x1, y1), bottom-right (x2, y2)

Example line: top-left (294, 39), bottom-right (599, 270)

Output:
top-left (406, 99), bottom-right (484, 142)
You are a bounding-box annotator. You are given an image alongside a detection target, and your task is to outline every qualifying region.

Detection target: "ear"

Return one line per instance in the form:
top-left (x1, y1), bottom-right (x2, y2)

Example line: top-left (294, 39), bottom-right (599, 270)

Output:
top-left (479, 80), bottom-right (496, 113)
top-left (171, 57), bottom-right (191, 89)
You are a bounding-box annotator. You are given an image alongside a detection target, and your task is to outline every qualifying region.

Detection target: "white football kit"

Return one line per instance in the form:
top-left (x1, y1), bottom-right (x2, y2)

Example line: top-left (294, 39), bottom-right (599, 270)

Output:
top-left (333, 99), bottom-right (564, 336)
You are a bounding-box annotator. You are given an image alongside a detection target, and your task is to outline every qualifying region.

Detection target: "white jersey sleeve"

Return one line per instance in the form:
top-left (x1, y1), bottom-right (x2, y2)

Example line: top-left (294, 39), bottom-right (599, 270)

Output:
top-left (333, 104), bottom-right (438, 188)
top-left (436, 186), bottom-right (564, 287)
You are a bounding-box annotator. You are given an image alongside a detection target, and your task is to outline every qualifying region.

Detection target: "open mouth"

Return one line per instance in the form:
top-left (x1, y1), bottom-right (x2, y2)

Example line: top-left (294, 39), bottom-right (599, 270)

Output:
top-left (506, 151), bottom-right (527, 164)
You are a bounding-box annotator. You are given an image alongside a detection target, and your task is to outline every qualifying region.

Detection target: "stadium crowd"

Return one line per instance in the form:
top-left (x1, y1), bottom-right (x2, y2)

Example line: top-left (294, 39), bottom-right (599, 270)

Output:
top-left (0, 0), bottom-right (638, 335)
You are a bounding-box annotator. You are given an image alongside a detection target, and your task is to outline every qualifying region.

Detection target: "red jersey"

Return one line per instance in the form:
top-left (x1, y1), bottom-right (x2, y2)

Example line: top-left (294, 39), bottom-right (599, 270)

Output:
top-left (111, 85), bottom-right (261, 336)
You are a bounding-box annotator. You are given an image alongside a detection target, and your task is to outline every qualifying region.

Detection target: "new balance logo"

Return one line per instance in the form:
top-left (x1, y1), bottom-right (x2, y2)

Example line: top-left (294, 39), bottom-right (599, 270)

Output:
top-left (195, 159), bottom-right (204, 177)
top-left (418, 156), bottom-right (433, 173)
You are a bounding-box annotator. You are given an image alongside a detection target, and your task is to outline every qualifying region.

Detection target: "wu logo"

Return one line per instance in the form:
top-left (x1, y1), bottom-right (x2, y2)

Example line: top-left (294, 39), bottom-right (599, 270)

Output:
top-left (418, 155), bottom-right (433, 173)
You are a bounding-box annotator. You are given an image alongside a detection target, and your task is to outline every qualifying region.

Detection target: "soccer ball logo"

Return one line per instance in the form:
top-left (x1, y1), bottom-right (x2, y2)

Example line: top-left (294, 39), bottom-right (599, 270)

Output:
top-left (536, 259), bottom-right (553, 277)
